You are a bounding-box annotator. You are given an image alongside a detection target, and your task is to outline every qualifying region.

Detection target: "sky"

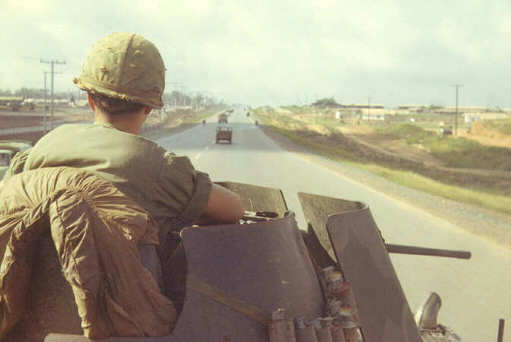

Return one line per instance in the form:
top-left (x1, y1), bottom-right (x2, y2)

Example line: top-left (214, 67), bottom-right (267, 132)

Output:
top-left (1, 0), bottom-right (511, 107)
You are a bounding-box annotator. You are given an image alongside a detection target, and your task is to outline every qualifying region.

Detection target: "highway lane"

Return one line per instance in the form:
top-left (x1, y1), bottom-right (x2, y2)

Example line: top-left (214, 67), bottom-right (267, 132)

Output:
top-left (156, 108), bottom-right (511, 342)
top-left (0, 120), bottom-right (74, 136)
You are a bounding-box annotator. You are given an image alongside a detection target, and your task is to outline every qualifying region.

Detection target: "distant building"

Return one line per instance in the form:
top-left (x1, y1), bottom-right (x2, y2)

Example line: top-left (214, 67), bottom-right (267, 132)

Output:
top-left (397, 105), bottom-right (428, 113)
top-left (340, 104), bottom-right (384, 109)
top-left (0, 96), bottom-right (24, 106)
top-left (362, 113), bottom-right (386, 121)
top-left (437, 106), bottom-right (488, 114)
top-left (464, 112), bottom-right (510, 123)
top-left (71, 99), bottom-right (89, 108)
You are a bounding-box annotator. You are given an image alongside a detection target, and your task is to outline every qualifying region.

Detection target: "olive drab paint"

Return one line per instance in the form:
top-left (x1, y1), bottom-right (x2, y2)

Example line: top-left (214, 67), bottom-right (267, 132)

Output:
top-left (74, 32), bottom-right (166, 109)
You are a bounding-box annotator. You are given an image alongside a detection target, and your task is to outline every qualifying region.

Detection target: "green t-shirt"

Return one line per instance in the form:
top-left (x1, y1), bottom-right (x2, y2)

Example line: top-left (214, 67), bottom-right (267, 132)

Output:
top-left (6, 123), bottom-right (212, 238)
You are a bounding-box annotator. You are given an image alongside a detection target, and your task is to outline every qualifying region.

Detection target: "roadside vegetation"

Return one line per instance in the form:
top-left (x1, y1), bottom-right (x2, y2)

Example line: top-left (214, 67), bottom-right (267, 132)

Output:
top-left (254, 106), bottom-right (511, 215)
top-left (375, 124), bottom-right (511, 171)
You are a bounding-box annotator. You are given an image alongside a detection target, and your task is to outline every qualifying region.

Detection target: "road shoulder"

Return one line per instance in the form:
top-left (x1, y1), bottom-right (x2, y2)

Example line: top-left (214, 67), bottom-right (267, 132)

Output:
top-left (258, 124), bottom-right (511, 250)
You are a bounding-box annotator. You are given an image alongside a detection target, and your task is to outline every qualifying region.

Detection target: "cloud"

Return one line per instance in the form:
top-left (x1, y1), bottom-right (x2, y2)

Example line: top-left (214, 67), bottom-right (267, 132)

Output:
top-left (1, 0), bottom-right (510, 106)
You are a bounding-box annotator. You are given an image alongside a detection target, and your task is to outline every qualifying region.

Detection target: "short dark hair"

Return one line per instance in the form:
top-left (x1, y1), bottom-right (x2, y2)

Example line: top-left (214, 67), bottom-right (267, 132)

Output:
top-left (89, 92), bottom-right (146, 115)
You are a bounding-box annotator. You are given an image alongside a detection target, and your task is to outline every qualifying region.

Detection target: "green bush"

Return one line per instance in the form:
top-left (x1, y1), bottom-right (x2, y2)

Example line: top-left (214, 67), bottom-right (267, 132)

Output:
top-left (376, 123), bottom-right (432, 143)
top-left (428, 137), bottom-right (511, 171)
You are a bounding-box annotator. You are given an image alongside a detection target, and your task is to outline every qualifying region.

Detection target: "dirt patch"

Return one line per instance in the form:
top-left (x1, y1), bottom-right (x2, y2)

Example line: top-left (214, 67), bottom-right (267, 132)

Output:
top-left (351, 133), bottom-right (444, 166)
top-left (461, 126), bottom-right (511, 148)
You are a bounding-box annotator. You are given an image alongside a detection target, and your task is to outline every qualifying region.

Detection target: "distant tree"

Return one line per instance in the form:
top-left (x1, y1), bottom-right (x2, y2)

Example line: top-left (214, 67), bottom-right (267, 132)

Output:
top-left (13, 87), bottom-right (47, 99)
top-left (0, 89), bottom-right (13, 96)
top-left (312, 97), bottom-right (340, 108)
top-left (429, 104), bottom-right (443, 110)
top-left (164, 90), bottom-right (191, 106)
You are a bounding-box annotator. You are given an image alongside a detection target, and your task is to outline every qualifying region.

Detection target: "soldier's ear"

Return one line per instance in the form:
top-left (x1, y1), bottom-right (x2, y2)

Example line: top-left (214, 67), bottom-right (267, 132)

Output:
top-left (87, 94), bottom-right (96, 111)
top-left (143, 106), bottom-right (152, 116)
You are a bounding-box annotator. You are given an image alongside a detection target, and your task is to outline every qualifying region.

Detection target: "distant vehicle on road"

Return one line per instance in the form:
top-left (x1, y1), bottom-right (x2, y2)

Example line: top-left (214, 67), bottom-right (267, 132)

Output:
top-left (439, 127), bottom-right (453, 136)
top-left (216, 126), bottom-right (232, 144)
top-left (218, 113), bottom-right (228, 124)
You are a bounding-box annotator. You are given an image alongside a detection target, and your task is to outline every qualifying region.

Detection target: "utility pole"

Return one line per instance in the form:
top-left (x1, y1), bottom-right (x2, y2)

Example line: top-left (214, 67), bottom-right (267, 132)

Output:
top-left (40, 59), bottom-right (66, 130)
top-left (43, 71), bottom-right (48, 132)
top-left (42, 70), bottom-right (62, 132)
top-left (451, 84), bottom-right (463, 136)
top-left (365, 96), bottom-right (371, 121)
top-left (166, 82), bottom-right (183, 108)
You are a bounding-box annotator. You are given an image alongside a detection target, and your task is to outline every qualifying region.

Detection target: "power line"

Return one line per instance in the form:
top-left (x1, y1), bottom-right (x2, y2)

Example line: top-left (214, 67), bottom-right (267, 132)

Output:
top-left (40, 59), bottom-right (66, 130)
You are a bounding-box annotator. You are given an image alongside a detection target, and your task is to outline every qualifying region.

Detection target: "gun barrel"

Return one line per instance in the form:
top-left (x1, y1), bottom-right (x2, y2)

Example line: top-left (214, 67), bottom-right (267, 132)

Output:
top-left (386, 244), bottom-right (471, 259)
top-left (498, 319), bottom-right (505, 342)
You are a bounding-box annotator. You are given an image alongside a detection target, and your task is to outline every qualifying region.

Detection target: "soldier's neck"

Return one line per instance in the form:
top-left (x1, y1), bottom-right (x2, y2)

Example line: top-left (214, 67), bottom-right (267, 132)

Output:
top-left (94, 111), bottom-right (144, 135)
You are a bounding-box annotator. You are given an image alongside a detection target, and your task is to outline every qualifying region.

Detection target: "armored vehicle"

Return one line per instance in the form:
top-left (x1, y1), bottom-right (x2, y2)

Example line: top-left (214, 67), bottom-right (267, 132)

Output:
top-left (0, 149), bottom-right (13, 179)
top-left (0, 149), bottom-right (13, 167)
top-left (0, 140), bottom-right (32, 155)
top-left (216, 126), bottom-right (233, 144)
top-left (0, 140), bottom-right (32, 179)
top-left (0, 177), bottom-right (472, 342)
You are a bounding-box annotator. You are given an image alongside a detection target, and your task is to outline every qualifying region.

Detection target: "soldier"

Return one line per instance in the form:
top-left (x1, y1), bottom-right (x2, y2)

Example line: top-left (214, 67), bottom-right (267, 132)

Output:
top-left (3, 32), bottom-right (244, 280)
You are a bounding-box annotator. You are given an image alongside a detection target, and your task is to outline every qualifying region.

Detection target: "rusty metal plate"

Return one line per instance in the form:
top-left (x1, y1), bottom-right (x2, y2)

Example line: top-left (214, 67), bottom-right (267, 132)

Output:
top-left (47, 214), bottom-right (323, 342)
top-left (298, 192), bottom-right (363, 261)
top-left (45, 334), bottom-right (169, 342)
top-left (7, 234), bottom-right (82, 342)
top-left (176, 213), bottom-right (324, 341)
top-left (217, 182), bottom-right (288, 217)
top-left (326, 206), bottom-right (421, 342)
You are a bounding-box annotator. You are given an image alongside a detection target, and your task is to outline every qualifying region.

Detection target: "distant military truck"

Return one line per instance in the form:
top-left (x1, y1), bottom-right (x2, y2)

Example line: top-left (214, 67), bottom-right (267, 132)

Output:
top-left (216, 126), bottom-right (232, 144)
top-left (218, 113), bottom-right (228, 124)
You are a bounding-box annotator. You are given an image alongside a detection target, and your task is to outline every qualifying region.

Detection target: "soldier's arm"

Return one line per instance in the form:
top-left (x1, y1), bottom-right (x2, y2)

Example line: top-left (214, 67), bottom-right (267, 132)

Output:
top-left (195, 184), bottom-right (244, 224)
top-left (160, 153), bottom-right (243, 225)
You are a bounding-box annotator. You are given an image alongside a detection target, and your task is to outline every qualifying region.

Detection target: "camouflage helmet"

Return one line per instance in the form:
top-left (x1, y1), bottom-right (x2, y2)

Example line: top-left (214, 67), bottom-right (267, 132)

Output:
top-left (74, 32), bottom-right (165, 109)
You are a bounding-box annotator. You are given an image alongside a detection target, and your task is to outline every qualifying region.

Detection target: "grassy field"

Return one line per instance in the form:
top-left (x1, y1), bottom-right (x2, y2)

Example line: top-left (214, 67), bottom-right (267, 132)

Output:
top-left (375, 123), bottom-right (511, 171)
top-left (255, 107), bottom-right (511, 215)
top-left (477, 118), bottom-right (511, 135)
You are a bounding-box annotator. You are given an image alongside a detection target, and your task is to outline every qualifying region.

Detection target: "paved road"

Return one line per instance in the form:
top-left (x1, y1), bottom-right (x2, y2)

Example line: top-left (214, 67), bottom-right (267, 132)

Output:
top-left (0, 120), bottom-right (70, 136)
top-left (156, 108), bottom-right (511, 342)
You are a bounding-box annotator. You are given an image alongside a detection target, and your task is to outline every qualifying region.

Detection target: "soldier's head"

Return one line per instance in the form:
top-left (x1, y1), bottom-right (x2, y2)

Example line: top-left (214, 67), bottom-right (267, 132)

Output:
top-left (74, 32), bottom-right (165, 120)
